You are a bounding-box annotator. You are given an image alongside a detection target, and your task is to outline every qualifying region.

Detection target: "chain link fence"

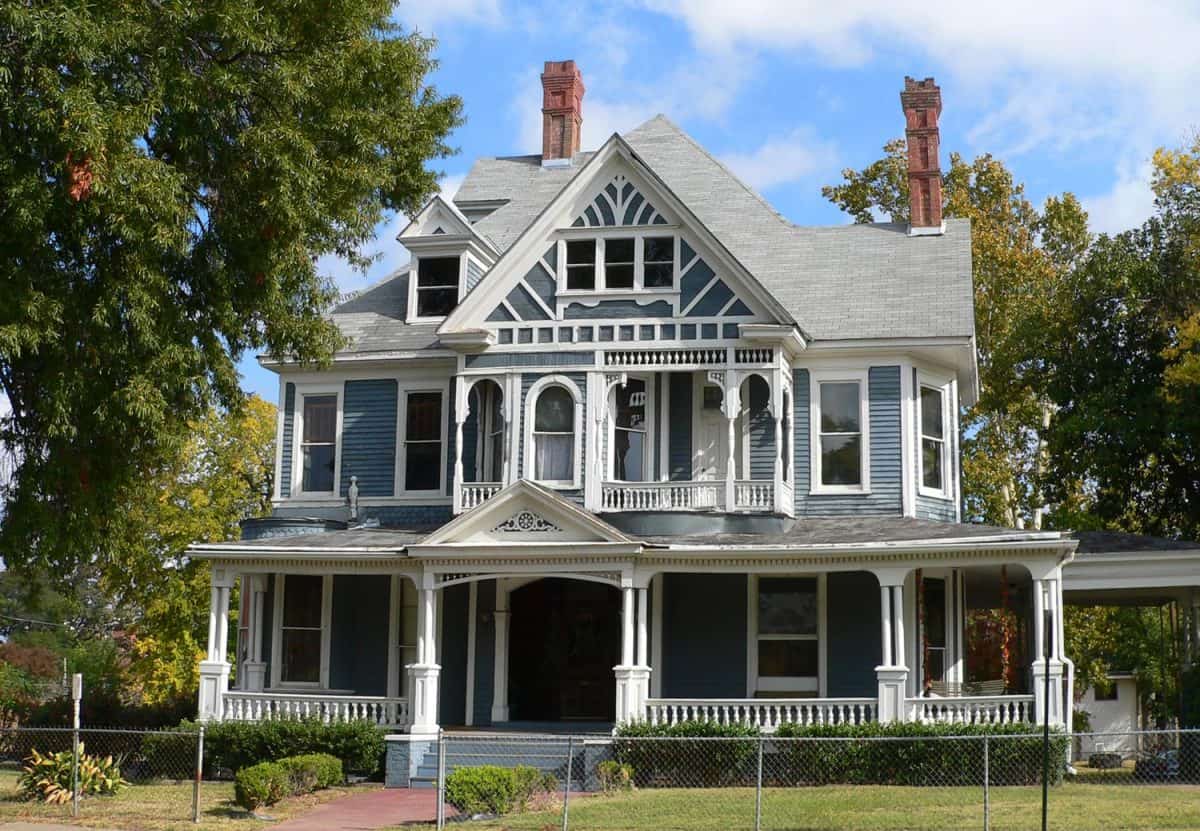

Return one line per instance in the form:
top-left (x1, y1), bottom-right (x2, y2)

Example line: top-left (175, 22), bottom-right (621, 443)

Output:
top-left (0, 726), bottom-right (205, 823)
top-left (434, 729), bottom-right (1200, 830)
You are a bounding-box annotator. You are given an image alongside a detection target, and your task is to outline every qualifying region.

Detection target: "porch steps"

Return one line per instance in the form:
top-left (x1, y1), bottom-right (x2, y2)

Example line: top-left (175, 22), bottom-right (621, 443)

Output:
top-left (411, 734), bottom-right (608, 789)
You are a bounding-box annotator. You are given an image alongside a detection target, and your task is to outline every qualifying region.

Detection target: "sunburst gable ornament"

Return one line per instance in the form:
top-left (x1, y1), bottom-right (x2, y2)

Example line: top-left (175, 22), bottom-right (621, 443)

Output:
top-left (492, 510), bottom-right (562, 534)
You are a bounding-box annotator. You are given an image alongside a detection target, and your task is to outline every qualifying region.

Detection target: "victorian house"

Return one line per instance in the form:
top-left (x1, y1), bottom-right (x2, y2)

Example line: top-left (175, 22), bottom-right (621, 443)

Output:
top-left (190, 66), bottom-right (1081, 781)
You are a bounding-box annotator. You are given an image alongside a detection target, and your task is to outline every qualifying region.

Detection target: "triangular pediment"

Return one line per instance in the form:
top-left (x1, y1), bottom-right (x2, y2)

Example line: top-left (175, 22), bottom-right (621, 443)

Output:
top-left (419, 481), bottom-right (634, 546)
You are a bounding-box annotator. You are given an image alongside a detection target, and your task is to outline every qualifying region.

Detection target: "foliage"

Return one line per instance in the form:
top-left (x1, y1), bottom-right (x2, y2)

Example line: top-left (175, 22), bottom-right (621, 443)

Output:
top-left (614, 720), bottom-right (760, 787)
top-left (140, 730), bottom-right (199, 780)
top-left (233, 761), bottom-right (290, 811)
top-left (596, 760), bottom-right (635, 793)
top-left (197, 718), bottom-right (385, 776)
top-left (0, 0), bottom-right (462, 579)
top-left (18, 744), bottom-right (127, 803)
top-left (278, 753), bottom-right (344, 792)
top-left (511, 765), bottom-right (557, 812)
top-left (444, 765), bottom-right (519, 816)
top-left (772, 722), bottom-right (1069, 786)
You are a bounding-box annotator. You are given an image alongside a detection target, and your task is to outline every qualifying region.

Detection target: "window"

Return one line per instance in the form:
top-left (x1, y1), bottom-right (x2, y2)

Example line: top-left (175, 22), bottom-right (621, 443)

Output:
top-left (300, 395), bottom-right (337, 493)
top-left (484, 384), bottom-right (504, 482)
top-left (532, 385), bottom-right (575, 483)
top-left (818, 381), bottom-right (864, 488)
top-left (756, 577), bottom-right (819, 694)
top-left (643, 236), bottom-right (674, 288)
top-left (612, 379), bottom-right (647, 481)
top-left (604, 238), bottom-right (635, 289)
top-left (921, 577), bottom-right (947, 685)
top-left (566, 240), bottom-right (596, 290)
top-left (1094, 683), bottom-right (1119, 702)
top-left (404, 392), bottom-right (443, 491)
top-left (920, 384), bottom-right (947, 493)
top-left (279, 575), bottom-right (324, 685)
top-left (415, 256), bottom-right (459, 318)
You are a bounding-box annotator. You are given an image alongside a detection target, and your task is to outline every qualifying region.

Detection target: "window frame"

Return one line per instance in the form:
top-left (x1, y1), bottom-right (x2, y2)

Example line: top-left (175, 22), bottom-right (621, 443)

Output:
top-left (291, 384), bottom-right (344, 498)
top-left (407, 252), bottom-right (466, 323)
top-left (747, 574), bottom-right (827, 697)
top-left (917, 374), bottom-right (953, 499)
top-left (607, 375), bottom-right (655, 483)
top-left (270, 574), bottom-right (334, 690)
top-left (808, 369), bottom-right (871, 495)
top-left (555, 232), bottom-right (680, 296)
top-left (523, 375), bottom-right (583, 489)
top-left (396, 384), bottom-right (449, 497)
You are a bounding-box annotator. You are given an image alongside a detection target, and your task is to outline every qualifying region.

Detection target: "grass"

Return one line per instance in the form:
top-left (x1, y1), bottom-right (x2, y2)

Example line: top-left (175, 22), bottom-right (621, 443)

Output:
top-left (0, 767), bottom-right (376, 830)
top-left (400, 781), bottom-right (1200, 831)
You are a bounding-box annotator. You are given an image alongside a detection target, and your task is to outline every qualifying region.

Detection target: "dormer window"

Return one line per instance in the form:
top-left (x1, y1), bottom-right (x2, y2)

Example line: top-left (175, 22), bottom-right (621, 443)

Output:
top-left (414, 256), bottom-right (460, 318)
top-left (560, 235), bottom-right (678, 293)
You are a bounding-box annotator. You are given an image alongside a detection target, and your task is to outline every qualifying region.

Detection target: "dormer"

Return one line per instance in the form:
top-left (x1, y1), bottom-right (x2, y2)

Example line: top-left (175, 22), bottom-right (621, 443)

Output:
top-left (399, 194), bottom-right (498, 323)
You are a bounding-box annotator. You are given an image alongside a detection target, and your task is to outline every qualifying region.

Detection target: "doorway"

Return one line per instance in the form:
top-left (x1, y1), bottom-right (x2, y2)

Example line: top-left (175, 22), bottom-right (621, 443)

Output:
top-left (694, 382), bottom-right (727, 482)
top-left (508, 579), bottom-right (620, 722)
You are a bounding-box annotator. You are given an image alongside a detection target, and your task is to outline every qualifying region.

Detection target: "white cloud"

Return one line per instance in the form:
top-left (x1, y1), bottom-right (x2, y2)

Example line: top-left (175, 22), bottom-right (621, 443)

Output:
top-left (1081, 159), bottom-right (1156, 235)
top-left (720, 128), bottom-right (838, 192)
top-left (392, 0), bottom-right (501, 33)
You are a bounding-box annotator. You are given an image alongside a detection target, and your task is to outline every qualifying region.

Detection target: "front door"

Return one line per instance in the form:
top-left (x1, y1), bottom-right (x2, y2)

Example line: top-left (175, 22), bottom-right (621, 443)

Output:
top-left (508, 579), bottom-right (620, 722)
top-left (694, 383), bottom-right (727, 482)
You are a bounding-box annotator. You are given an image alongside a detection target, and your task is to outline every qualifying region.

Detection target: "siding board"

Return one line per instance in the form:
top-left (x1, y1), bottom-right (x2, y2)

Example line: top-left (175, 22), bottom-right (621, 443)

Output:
top-left (340, 380), bottom-right (398, 497)
top-left (662, 573), bottom-right (747, 698)
top-left (280, 384), bottom-right (295, 498)
top-left (668, 373), bottom-right (693, 481)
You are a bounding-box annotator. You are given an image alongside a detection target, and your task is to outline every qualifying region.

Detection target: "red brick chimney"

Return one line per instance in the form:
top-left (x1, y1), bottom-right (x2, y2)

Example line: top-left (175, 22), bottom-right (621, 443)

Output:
top-left (900, 76), bottom-right (944, 234)
top-left (541, 60), bottom-right (585, 166)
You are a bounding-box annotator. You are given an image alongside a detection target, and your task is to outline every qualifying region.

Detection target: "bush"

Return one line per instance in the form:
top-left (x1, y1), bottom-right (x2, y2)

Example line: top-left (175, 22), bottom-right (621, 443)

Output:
top-left (511, 764), bottom-right (557, 811)
top-left (596, 760), bottom-right (634, 793)
top-left (279, 753), bottom-right (343, 792)
top-left (141, 730), bottom-right (196, 780)
top-left (196, 718), bottom-right (384, 776)
top-left (614, 721), bottom-right (760, 787)
top-left (19, 744), bottom-right (128, 803)
top-left (770, 722), bottom-right (1070, 786)
top-left (445, 765), bottom-right (517, 816)
top-left (234, 762), bottom-right (289, 811)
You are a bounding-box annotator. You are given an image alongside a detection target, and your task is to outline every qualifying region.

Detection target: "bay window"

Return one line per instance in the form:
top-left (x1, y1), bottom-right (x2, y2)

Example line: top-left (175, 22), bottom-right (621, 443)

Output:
top-left (611, 379), bottom-right (647, 481)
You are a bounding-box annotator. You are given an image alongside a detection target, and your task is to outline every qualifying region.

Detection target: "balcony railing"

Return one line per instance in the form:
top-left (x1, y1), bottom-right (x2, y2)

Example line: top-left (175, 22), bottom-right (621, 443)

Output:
top-left (222, 691), bottom-right (408, 728)
top-left (646, 698), bottom-right (876, 731)
top-left (460, 482), bottom-right (502, 511)
top-left (600, 481), bottom-right (724, 512)
top-left (734, 480), bottom-right (774, 511)
top-left (910, 695), bottom-right (1035, 725)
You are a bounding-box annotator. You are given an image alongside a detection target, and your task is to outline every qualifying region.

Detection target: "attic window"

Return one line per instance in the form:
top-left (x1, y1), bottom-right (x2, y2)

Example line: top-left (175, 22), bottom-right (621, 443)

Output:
top-left (415, 256), bottom-right (460, 318)
top-left (566, 240), bottom-right (596, 290)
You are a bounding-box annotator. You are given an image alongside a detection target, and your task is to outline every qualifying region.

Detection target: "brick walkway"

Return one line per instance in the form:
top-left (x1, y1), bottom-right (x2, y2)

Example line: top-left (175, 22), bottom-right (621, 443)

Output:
top-left (273, 788), bottom-right (456, 830)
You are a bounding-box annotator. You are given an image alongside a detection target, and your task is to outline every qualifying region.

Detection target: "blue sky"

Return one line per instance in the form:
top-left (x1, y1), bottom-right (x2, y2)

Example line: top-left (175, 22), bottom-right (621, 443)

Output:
top-left (237, 0), bottom-right (1200, 399)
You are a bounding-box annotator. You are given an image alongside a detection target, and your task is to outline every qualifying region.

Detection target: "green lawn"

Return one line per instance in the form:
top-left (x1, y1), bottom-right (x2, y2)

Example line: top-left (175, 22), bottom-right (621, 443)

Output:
top-left (0, 767), bottom-right (373, 831)
top-left (402, 782), bottom-right (1200, 831)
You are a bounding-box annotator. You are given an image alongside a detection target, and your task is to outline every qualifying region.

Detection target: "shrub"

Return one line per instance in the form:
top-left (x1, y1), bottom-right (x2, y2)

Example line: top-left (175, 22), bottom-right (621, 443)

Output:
top-left (279, 753), bottom-right (344, 792)
top-left (511, 764), bottom-right (557, 811)
top-left (596, 760), bottom-right (634, 793)
top-left (19, 744), bottom-right (127, 803)
top-left (445, 765), bottom-right (517, 816)
top-left (614, 721), bottom-right (759, 787)
top-left (234, 761), bottom-right (290, 810)
top-left (197, 718), bottom-right (384, 776)
top-left (770, 722), bottom-right (1070, 786)
top-left (140, 730), bottom-right (196, 780)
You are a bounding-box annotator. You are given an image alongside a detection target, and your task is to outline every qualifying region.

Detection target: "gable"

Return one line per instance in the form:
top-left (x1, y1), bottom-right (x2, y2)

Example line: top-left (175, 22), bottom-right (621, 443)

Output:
top-left (571, 173), bottom-right (668, 228)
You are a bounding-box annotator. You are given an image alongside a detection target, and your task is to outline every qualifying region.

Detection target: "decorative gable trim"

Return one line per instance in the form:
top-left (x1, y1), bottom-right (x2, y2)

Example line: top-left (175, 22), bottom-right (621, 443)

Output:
top-left (492, 511), bottom-right (562, 534)
top-left (398, 194), bottom-right (499, 262)
top-left (571, 173), bottom-right (667, 228)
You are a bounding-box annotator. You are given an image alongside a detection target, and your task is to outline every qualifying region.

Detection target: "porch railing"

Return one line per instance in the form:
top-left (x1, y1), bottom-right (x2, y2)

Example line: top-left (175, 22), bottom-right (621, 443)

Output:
top-left (733, 480), bottom-right (774, 511)
top-left (645, 698), bottom-right (876, 731)
top-left (460, 482), bottom-right (502, 511)
top-left (221, 691), bottom-right (409, 728)
top-left (910, 695), bottom-right (1035, 725)
top-left (600, 481), bottom-right (724, 512)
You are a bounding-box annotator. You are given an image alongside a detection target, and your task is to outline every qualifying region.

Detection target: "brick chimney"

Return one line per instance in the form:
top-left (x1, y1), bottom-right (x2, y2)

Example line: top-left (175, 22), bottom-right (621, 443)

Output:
top-left (541, 60), bottom-right (585, 166)
top-left (900, 76), bottom-right (944, 235)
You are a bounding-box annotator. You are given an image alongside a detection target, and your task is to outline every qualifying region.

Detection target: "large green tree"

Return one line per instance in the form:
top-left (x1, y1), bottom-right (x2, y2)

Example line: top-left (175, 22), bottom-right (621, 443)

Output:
top-left (0, 1), bottom-right (461, 573)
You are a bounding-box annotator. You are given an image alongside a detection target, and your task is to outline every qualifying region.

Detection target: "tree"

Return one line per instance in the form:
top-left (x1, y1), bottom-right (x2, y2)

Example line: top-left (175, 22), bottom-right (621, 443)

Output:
top-left (0, 1), bottom-right (462, 574)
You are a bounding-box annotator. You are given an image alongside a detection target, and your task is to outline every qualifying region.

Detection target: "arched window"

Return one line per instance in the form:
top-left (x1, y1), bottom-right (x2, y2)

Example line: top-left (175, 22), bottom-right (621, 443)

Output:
top-left (533, 385), bottom-right (575, 483)
top-left (612, 379), bottom-right (647, 481)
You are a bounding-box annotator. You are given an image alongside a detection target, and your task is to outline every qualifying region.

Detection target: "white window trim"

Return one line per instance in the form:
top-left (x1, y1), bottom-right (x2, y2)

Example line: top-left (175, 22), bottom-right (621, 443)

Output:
top-left (395, 383), bottom-right (450, 497)
top-left (917, 372), bottom-right (953, 500)
top-left (555, 232), bottom-right (681, 296)
top-left (809, 369), bottom-right (871, 495)
top-left (523, 374), bottom-right (584, 489)
top-left (270, 574), bottom-right (334, 690)
top-left (606, 374), bottom-right (656, 482)
top-left (290, 383), bottom-right (345, 498)
top-left (746, 574), bottom-right (827, 697)
top-left (406, 251), bottom-right (466, 324)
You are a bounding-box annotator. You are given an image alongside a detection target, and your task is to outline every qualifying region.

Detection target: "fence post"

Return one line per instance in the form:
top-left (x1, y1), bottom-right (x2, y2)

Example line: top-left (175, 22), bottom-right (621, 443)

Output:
top-left (193, 725), bottom-right (205, 823)
top-left (754, 735), bottom-right (764, 831)
top-left (436, 729), bottom-right (447, 830)
top-left (982, 735), bottom-right (990, 831)
top-left (561, 736), bottom-right (574, 831)
top-left (71, 673), bottom-right (82, 819)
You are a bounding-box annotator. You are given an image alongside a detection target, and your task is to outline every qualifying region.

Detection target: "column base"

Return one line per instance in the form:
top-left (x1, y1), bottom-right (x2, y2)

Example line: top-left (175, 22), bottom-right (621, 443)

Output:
top-left (1032, 659), bottom-right (1066, 727)
top-left (406, 663), bottom-right (442, 736)
top-left (614, 665), bottom-right (652, 725)
top-left (875, 665), bottom-right (909, 724)
top-left (198, 660), bottom-right (231, 722)
top-left (242, 661), bottom-right (267, 693)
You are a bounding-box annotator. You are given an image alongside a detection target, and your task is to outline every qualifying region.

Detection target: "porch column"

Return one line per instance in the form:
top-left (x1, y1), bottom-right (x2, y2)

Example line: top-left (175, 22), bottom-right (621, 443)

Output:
top-left (407, 575), bottom-right (441, 736)
top-left (198, 566), bottom-right (235, 722)
top-left (491, 580), bottom-right (511, 723)
top-left (615, 580), bottom-right (650, 724)
top-left (242, 575), bottom-right (267, 692)
top-left (873, 569), bottom-right (910, 724)
top-left (452, 377), bottom-right (467, 514)
top-left (1031, 573), bottom-right (1065, 727)
top-left (771, 367), bottom-right (788, 514)
top-left (715, 371), bottom-right (739, 511)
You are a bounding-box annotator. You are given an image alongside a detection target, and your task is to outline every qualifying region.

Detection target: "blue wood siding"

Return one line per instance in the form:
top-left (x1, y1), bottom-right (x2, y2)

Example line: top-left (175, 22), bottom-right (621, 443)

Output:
top-left (661, 573), bottom-right (747, 698)
top-left (473, 580), bottom-right (496, 726)
top-left (793, 366), bottom-right (903, 517)
top-left (446, 389), bottom-right (455, 497)
top-left (825, 571), bottom-right (882, 697)
top-left (466, 352), bottom-right (595, 369)
top-left (680, 258), bottom-right (715, 309)
top-left (563, 300), bottom-right (674, 319)
top-left (330, 575), bottom-right (389, 696)
top-left (668, 373), bottom-right (693, 481)
top-left (747, 375), bottom-right (774, 480)
top-left (439, 583), bottom-right (470, 726)
top-left (280, 383), bottom-right (295, 498)
top-left (340, 380), bottom-right (397, 497)
top-left (465, 258), bottom-right (485, 293)
top-left (653, 374), bottom-right (663, 481)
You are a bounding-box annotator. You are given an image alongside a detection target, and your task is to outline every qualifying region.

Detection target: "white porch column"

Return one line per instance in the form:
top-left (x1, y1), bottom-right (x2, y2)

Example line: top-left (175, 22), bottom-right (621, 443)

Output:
top-left (198, 565), bottom-right (235, 722)
top-left (637, 586), bottom-right (649, 666)
top-left (491, 580), bottom-right (511, 722)
top-left (407, 574), bottom-right (441, 736)
top-left (1031, 574), bottom-right (1065, 727)
top-left (715, 370), bottom-right (740, 511)
top-left (873, 569), bottom-right (910, 724)
top-left (452, 377), bottom-right (467, 514)
top-left (242, 575), bottom-right (267, 692)
top-left (614, 579), bottom-right (650, 724)
top-left (621, 586), bottom-right (635, 666)
top-left (770, 367), bottom-right (788, 514)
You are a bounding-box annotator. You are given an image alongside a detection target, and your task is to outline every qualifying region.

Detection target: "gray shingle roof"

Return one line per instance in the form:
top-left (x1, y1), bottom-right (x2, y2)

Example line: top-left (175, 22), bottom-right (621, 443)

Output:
top-left (328, 270), bottom-right (445, 355)
top-left (642, 517), bottom-right (1057, 548)
top-left (1071, 530), bottom-right (1200, 554)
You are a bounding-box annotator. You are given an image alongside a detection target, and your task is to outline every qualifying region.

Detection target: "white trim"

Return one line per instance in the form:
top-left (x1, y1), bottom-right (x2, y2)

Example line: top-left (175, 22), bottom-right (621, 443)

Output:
top-left (916, 371), bottom-right (953, 500)
top-left (523, 374), bottom-right (584, 489)
top-left (395, 382), bottom-right (451, 497)
top-left (899, 362), bottom-right (915, 517)
top-left (407, 252), bottom-right (464, 324)
top-left (605, 373), bottom-right (656, 484)
top-left (747, 574), bottom-right (826, 697)
top-left (651, 574), bottom-right (663, 697)
top-left (386, 575), bottom-right (401, 699)
top-left (464, 581), bottom-right (478, 726)
top-left (658, 375), bottom-right (670, 481)
top-left (270, 574), bottom-right (334, 689)
top-left (273, 376), bottom-right (286, 501)
top-left (808, 369), bottom-right (871, 495)
top-left (290, 383), bottom-right (345, 498)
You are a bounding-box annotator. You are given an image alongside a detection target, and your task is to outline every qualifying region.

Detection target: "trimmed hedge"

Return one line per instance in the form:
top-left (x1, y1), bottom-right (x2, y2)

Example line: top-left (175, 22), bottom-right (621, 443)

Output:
top-left (445, 764), bottom-right (557, 816)
top-left (175, 718), bottom-right (385, 776)
top-left (614, 721), bottom-right (760, 787)
top-left (770, 722), bottom-right (1070, 786)
top-left (280, 754), bottom-right (344, 792)
top-left (233, 753), bottom-right (344, 811)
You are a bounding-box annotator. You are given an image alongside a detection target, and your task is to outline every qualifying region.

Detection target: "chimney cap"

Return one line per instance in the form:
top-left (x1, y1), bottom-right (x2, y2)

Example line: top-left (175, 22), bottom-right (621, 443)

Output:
top-left (900, 75), bottom-right (942, 115)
